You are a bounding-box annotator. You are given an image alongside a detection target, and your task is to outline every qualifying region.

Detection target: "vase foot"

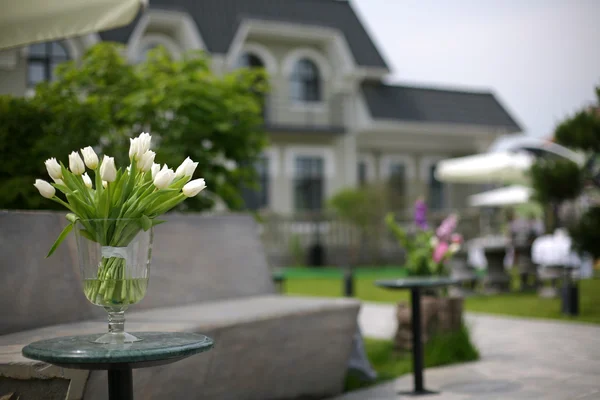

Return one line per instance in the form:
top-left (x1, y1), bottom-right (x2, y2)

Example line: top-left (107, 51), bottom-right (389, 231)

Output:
top-left (93, 332), bottom-right (142, 344)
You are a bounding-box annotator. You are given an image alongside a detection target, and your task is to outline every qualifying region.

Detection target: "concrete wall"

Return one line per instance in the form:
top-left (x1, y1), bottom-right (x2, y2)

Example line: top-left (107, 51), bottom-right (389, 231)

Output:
top-left (0, 211), bottom-right (275, 335)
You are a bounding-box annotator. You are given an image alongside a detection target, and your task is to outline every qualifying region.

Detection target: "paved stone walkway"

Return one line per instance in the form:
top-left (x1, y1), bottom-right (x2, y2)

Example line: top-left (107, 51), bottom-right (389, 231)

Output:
top-left (332, 303), bottom-right (600, 400)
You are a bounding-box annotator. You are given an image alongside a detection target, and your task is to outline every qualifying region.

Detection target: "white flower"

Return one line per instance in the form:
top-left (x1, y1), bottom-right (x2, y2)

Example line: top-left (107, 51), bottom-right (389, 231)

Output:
top-left (100, 156), bottom-right (117, 182)
top-left (153, 165), bottom-right (175, 189)
top-left (68, 152), bottom-right (85, 175)
top-left (80, 146), bottom-right (99, 169)
top-left (102, 180), bottom-right (108, 188)
top-left (138, 132), bottom-right (151, 154)
top-left (82, 172), bottom-right (93, 189)
top-left (129, 137), bottom-right (140, 161)
top-left (449, 243), bottom-right (460, 254)
top-left (182, 178), bottom-right (206, 197)
top-left (129, 132), bottom-right (152, 161)
top-left (175, 157), bottom-right (199, 178)
top-left (44, 158), bottom-right (62, 181)
top-left (54, 179), bottom-right (64, 185)
top-left (151, 163), bottom-right (161, 179)
top-left (34, 179), bottom-right (55, 199)
top-left (429, 236), bottom-right (439, 248)
top-left (138, 150), bottom-right (156, 172)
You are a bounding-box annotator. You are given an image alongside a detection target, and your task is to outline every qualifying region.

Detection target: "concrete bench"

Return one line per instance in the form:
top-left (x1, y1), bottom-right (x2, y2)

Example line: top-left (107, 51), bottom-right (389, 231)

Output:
top-left (0, 211), bottom-right (360, 400)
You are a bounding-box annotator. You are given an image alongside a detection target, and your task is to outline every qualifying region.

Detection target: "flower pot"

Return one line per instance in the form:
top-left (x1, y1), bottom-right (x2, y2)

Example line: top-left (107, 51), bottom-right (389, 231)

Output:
top-left (395, 296), bottom-right (464, 351)
top-left (76, 219), bottom-right (153, 344)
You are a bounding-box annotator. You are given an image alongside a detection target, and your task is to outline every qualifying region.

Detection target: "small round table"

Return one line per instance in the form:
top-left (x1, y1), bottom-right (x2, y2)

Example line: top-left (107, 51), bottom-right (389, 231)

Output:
top-left (376, 277), bottom-right (459, 396)
top-left (22, 331), bottom-right (214, 400)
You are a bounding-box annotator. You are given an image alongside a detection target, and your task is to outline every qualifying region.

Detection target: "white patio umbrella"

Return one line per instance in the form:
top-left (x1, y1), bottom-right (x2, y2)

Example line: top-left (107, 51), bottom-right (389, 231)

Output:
top-left (435, 151), bottom-right (534, 184)
top-left (468, 185), bottom-right (533, 207)
top-left (0, 0), bottom-right (146, 50)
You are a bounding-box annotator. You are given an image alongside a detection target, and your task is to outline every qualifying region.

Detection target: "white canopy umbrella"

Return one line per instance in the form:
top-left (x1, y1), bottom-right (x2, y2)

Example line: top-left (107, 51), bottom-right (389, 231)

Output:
top-left (0, 0), bottom-right (146, 50)
top-left (468, 185), bottom-right (533, 207)
top-left (489, 135), bottom-right (585, 165)
top-left (435, 151), bottom-right (533, 184)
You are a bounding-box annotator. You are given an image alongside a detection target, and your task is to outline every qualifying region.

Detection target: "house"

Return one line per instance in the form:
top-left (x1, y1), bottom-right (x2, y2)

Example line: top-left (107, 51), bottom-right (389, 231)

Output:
top-left (0, 0), bottom-right (522, 214)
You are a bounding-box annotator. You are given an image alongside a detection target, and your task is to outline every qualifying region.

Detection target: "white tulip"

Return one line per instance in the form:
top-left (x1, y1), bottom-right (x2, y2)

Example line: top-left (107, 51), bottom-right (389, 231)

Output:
top-left (151, 163), bottom-right (161, 179)
top-left (54, 179), bottom-right (64, 186)
top-left (34, 179), bottom-right (55, 199)
top-left (129, 137), bottom-right (140, 161)
top-left (68, 152), bottom-right (85, 175)
top-left (80, 147), bottom-right (99, 169)
top-left (138, 150), bottom-right (156, 172)
top-left (82, 172), bottom-right (93, 189)
top-left (44, 158), bottom-right (62, 181)
top-left (129, 132), bottom-right (152, 161)
top-left (102, 180), bottom-right (108, 188)
top-left (100, 156), bottom-right (117, 182)
top-left (175, 157), bottom-right (199, 178)
top-left (153, 165), bottom-right (175, 189)
top-left (182, 178), bottom-right (206, 197)
top-left (138, 132), bottom-right (151, 154)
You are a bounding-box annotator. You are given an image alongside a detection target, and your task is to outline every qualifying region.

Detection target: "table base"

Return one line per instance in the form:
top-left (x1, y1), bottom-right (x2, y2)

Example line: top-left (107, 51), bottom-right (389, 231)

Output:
top-left (398, 389), bottom-right (438, 396)
top-left (108, 369), bottom-right (133, 400)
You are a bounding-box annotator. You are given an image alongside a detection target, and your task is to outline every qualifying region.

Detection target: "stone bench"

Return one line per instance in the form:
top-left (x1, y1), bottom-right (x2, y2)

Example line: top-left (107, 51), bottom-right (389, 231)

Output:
top-left (0, 211), bottom-right (360, 400)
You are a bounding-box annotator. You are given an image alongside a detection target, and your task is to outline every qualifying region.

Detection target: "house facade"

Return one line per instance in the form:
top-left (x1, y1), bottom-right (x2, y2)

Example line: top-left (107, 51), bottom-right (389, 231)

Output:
top-left (0, 0), bottom-right (522, 214)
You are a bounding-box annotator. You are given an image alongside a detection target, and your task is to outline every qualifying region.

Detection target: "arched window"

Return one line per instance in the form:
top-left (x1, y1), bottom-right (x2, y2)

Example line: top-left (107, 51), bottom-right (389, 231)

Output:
top-left (27, 41), bottom-right (69, 87)
top-left (290, 58), bottom-right (321, 103)
top-left (237, 52), bottom-right (264, 69)
top-left (136, 42), bottom-right (161, 63)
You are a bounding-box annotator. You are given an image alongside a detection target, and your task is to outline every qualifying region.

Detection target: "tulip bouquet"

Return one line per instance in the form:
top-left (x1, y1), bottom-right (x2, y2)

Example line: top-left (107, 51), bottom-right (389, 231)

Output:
top-left (386, 201), bottom-right (462, 276)
top-left (34, 132), bottom-right (206, 308)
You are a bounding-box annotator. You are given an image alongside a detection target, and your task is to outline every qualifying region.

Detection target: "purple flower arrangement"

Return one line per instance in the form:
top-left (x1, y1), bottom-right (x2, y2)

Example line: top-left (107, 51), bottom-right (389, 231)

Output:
top-left (386, 199), bottom-right (463, 276)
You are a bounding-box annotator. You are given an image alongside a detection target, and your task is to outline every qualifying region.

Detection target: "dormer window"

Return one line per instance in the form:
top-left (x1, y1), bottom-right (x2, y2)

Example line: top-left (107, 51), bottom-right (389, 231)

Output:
top-left (290, 58), bottom-right (321, 103)
top-left (27, 41), bottom-right (69, 87)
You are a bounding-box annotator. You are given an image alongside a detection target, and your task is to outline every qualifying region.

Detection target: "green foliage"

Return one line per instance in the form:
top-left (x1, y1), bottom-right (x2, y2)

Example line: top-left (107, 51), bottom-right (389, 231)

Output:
top-left (0, 42), bottom-right (268, 211)
top-left (569, 206), bottom-right (600, 259)
top-left (344, 325), bottom-right (479, 392)
top-left (385, 213), bottom-right (454, 276)
top-left (328, 184), bottom-right (389, 230)
top-left (0, 96), bottom-right (105, 209)
top-left (554, 104), bottom-right (600, 153)
top-left (529, 158), bottom-right (584, 204)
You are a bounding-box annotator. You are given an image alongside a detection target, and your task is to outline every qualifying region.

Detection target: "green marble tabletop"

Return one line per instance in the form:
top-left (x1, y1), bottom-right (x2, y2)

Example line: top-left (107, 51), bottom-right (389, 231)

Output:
top-left (22, 332), bottom-right (213, 370)
top-left (376, 277), bottom-right (459, 290)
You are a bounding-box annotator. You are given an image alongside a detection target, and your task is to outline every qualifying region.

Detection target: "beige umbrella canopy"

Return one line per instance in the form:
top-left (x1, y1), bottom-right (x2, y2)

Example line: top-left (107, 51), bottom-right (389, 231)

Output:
top-left (435, 151), bottom-right (534, 185)
top-left (0, 0), bottom-right (146, 50)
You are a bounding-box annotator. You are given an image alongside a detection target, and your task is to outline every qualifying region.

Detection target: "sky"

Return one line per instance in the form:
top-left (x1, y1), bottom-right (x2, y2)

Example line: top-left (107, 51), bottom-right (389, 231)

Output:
top-left (352, 0), bottom-right (600, 137)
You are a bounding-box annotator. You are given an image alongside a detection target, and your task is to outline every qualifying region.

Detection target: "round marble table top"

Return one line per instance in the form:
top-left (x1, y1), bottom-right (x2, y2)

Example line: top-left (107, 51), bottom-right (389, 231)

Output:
top-left (376, 276), bottom-right (460, 290)
top-left (22, 332), bottom-right (213, 370)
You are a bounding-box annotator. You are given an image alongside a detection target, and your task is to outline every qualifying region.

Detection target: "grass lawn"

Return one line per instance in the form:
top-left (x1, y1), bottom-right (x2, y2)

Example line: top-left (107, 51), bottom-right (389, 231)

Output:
top-left (281, 267), bottom-right (600, 324)
top-left (346, 326), bottom-right (479, 391)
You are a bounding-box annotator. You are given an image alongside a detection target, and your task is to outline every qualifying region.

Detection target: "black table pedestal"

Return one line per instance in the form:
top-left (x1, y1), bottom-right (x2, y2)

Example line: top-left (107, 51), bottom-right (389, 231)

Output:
top-left (108, 368), bottom-right (134, 400)
top-left (397, 288), bottom-right (437, 396)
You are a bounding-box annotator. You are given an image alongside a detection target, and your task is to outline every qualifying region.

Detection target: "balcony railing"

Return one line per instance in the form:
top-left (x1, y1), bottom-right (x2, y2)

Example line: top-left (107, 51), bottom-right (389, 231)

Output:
top-left (263, 94), bottom-right (347, 134)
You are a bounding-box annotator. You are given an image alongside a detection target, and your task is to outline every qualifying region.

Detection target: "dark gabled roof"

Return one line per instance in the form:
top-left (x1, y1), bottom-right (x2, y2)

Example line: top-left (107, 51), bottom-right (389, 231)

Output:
top-left (361, 82), bottom-right (522, 132)
top-left (99, 0), bottom-right (388, 69)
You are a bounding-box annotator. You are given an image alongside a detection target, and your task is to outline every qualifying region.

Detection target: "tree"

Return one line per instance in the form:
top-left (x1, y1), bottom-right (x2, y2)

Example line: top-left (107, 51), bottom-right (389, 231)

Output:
top-left (0, 96), bottom-right (106, 209)
top-left (0, 42), bottom-right (268, 211)
top-left (554, 86), bottom-right (600, 153)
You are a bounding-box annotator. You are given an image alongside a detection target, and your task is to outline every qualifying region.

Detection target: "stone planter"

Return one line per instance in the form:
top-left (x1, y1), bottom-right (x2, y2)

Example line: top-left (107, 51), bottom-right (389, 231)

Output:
top-left (395, 296), bottom-right (464, 351)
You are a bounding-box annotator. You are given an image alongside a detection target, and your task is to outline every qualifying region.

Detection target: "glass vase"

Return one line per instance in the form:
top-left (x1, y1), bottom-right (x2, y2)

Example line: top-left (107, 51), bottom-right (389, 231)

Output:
top-left (75, 219), bottom-right (153, 344)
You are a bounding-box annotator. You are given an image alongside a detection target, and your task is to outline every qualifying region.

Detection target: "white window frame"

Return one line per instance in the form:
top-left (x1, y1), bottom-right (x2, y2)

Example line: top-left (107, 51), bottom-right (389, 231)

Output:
top-left (379, 154), bottom-right (416, 181)
top-left (283, 48), bottom-right (330, 109)
top-left (420, 155), bottom-right (449, 209)
top-left (285, 146), bottom-right (335, 179)
top-left (357, 153), bottom-right (376, 184)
